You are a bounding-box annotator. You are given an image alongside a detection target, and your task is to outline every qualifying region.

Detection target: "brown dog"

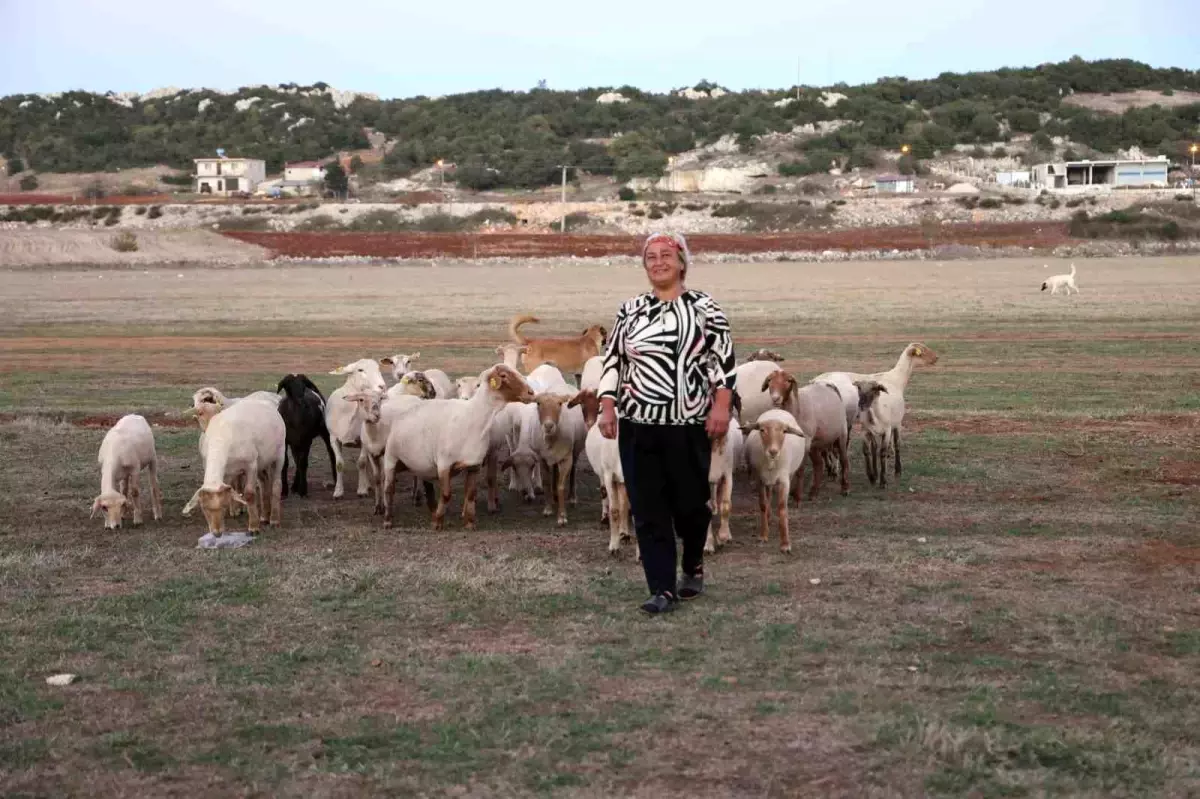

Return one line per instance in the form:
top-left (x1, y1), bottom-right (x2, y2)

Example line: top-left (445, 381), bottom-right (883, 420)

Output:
top-left (508, 314), bottom-right (606, 374)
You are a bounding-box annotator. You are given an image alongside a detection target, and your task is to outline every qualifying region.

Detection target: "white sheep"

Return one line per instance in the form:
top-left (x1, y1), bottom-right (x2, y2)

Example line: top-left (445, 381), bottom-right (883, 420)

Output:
top-left (1041, 263), bottom-right (1079, 295)
top-left (456, 376), bottom-right (481, 399)
top-left (380, 365), bottom-right (534, 530)
top-left (523, 391), bottom-right (587, 526)
top-left (581, 402), bottom-right (636, 558)
top-left (182, 398), bottom-right (286, 535)
top-left (342, 388), bottom-right (426, 515)
top-left (854, 380), bottom-right (895, 487)
top-left (742, 409), bottom-right (808, 554)
top-left (762, 372), bottom-right (850, 499)
top-left (400, 368), bottom-right (454, 398)
top-left (580, 355), bottom-right (604, 391)
top-left (91, 414), bottom-right (162, 529)
top-left (386, 352), bottom-right (420, 381)
top-left (814, 343), bottom-right (939, 487)
top-left (325, 358), bottom-right (389, 499)
top-left (734, 359), bottom-right (782, 424)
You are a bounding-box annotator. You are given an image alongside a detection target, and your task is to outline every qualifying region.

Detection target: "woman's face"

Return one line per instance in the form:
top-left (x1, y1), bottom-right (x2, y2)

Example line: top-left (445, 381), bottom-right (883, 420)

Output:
top-left (644, 240), bottom-right (684, 289)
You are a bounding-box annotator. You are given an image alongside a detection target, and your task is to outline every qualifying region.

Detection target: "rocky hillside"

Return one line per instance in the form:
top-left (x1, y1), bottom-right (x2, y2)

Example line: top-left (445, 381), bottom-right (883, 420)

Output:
top-left (2, 59), bottom-right (1198, 190)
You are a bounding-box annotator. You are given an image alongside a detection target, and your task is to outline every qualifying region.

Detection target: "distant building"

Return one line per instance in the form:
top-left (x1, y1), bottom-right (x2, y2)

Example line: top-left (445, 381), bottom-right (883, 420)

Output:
top-left (875, 174), bottom-right (915, 193)
top-left (284, 161), bottom-right (326, 185)
top-left (995, 170), bottom-right (1031, 187)
top-left (1030, 157), bottom-right (1169, 190)
top-left (193, 157), bottom-right (266, 196)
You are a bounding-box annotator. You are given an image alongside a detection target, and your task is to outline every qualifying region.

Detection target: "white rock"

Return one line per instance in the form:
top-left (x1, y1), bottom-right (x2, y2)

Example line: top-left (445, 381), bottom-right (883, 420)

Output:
top-left (46, 673), bottom-right (77, 686)
top-left (907, 665), bottom-right (918, 672)
top-left (917, 537), bottom-right (927, 544)
top-left (809, 578), bottom-right (821, 586)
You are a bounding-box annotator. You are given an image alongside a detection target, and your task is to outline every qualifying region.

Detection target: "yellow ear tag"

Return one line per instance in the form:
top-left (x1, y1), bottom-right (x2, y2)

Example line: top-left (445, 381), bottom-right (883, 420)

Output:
top-left (912, 347), bottom-right (922, 356)
top-left (489, 376), bottom-right (501, 390)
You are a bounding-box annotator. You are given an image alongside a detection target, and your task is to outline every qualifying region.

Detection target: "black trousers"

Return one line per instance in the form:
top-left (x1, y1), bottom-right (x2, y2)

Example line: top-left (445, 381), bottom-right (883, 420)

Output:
top-left (618, 419), bottom-right (713, 596)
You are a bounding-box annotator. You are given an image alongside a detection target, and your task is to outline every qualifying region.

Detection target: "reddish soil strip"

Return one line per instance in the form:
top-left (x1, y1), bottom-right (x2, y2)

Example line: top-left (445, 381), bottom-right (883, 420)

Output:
top-left (222, 221), bottom-right (1073, 259)
top-left (1157, 458), bottom-right (1200, 486)
top-left (0, 193), bottom-right (176, 206)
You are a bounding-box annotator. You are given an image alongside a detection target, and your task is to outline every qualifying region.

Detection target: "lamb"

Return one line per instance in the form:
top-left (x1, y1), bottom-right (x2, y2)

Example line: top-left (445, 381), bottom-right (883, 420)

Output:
top-left (456, 376), bottom-right (481, 399)
top-left (579, 355), bottom-right (604, 392)
top-left (705, 390), bottom-right (745, 553)
top-left (182, 398), bottom-right (286, 535)
top-left (385, 352), bottom-right (420, 381)
top-left (91, 414), bottom-right (162, 529)
top-left (813, 343), bottom-right (939, 487)
top-left (380, 364), bottom-right (534, 530)
top-left (506, 363), bottom-right (575, 499)
top-left (509, 314), bottom-right (607, 377)
top-left (275, 374), bottom-right (336, 498)
top-left (1041, 263), bottom-right (1079, 295)
top-left (577, 389), bottom-right (637, 558)
top-left (853, 380), bottom-right (893, 486)
top-left (763, 372), bottom-right (850, 499)
top-left (324, 358), bottom-right (389, 499)
top-left (741, 410), bottom-right (808, 554)
top-left (495, 344), bottom-right (527, 371)
top-left (523, 390), bottom-right (587, 526)
top-left (734, 359), bottom-right (783, 425)
top-left (343, 388), bottom-right (427, 514)
top-left (742, 349), bottom-right (786, 364)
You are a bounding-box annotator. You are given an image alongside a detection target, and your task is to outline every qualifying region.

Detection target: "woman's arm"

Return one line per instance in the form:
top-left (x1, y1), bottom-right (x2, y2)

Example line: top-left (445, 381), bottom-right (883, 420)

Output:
top-left (597, 303), bottom-right (629, 439)
top-left (703, 297), bottom-right (736, 437)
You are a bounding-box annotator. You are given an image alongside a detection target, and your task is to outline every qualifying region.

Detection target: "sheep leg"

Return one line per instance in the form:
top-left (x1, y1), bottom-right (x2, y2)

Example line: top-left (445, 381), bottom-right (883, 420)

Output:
top-left (793, 455), bottom-right (805, 503)
top-left (705, 482), bottom-right (718, 554)
top-left (433, 469), bottom-right (452, 531)
top-left (718, 473), bottom-right (734, 546)
top-left (381, 459), bottom-right (398, 529)
top-left (838, 435), bottom-right (851, 496)
top-left (757, 482), bottom-right (770, 543)
top-left (823, 449), bottom-right (837, 478)
top-left (485, 454), bottom-right (501, 514)
top-left (878, 431), bottom-right (890, 489)
top-left (244, 480), bottom-right (261, 534)
top-left (127, 471), bottom-right (143, 527)
top-left (807, 448), bottom-right (824, 502)
top-left (599, 483), bottom-right (610, 526)
top-left (555, 456), bottom-right (572, 526)
top-left (355, 451), bottom-right (371, 497)
top-left (777, 480), bottom-right (792, 554)
top-left (320, 426), bottom-right (337, 490)
top-left (616, 482), bottom-right (638, 560)
top-left (411, 476), bottom-right (421, 506)
top-left (893, 427), bottom-right (903, 477)
top-left (265, 464), bottom-right (283, 527)
top-left (541, 460), bottom-right (555, 517)
top-left (281, 446), bottom-right (290, 499)
top-left (567, 461), bottom-right (578, 506)
top-left (607, 476), bottom-right (624, 555)
top-left (423, 480), bottom-right (436, 512)
top-left (331, 438), bottom-right (347, 499)
top-left (369, 456), bottom-right (386, 515)
top-left (862, 434), bottom-right (878, 485)
top-left (462, 467), bottom-right (479, 530)
top-left (293, 441), bottom-right (311, 498)
top-left (148, 461), bottom-right (163, 521)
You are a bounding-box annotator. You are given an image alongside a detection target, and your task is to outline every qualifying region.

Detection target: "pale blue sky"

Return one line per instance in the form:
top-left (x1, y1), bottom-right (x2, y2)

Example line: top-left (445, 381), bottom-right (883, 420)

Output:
top-left (3, 0), bottom-right (1196, 97)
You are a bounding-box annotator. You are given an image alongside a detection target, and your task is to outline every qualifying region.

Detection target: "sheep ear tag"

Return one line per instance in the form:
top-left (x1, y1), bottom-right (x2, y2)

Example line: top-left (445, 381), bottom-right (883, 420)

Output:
top-left (912, 347), bottom-right (923, 356)
top-left (489, 376), bottom-right (501, 390)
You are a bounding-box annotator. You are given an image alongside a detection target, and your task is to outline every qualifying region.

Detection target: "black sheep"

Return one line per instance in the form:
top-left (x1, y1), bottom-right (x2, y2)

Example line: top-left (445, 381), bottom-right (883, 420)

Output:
top-left (276, 374), bottom-right (337, 498)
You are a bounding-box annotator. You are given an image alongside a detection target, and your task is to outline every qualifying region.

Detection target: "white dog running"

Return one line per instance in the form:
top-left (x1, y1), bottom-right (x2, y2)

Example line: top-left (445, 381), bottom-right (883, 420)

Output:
top-left (1041, 263), bottom-right (1079, 295)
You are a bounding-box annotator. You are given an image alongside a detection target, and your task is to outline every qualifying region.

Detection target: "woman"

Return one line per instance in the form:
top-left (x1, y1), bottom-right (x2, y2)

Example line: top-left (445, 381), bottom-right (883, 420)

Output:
top-left (597, 232), bottom-right (736, 614)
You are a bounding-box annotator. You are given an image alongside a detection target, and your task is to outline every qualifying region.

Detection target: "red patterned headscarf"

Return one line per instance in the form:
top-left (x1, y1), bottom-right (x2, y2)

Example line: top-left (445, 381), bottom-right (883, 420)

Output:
top-left (641, 232), bottom-right (691, 276)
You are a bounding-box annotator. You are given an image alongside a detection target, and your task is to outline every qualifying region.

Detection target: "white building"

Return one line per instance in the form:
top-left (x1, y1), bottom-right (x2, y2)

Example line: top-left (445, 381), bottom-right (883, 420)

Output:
top-left (874, 174), bottom-right (915, 194)
top-left (995, 170), bottom-right (1031, 187)
top-left (283, 161), bottom-right (326, 184)
top-left (193, 157), bottom-right (266, 196)
top-left (1030, 157), bottom-right (1169, 190)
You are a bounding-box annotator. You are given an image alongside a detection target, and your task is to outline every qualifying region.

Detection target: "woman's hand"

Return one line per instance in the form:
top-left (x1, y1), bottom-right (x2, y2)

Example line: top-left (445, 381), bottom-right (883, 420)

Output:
top-left (599, 398), bottom-right (618, 439)
top-left (706, 388), bottom-right (732, 439)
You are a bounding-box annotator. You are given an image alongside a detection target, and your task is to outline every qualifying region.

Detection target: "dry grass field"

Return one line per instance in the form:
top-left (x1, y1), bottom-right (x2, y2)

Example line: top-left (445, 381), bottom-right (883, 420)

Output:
top-left (1, 255), bottom-right (1198, 797)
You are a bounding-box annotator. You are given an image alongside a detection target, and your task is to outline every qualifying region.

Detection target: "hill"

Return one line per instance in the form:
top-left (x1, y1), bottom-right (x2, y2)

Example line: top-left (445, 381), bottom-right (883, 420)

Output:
top-left (1, 58), bottom-right (1198, 190)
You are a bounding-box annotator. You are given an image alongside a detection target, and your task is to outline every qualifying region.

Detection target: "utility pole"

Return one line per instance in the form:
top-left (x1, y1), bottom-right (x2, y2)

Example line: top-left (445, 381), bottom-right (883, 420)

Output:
top-left (796, 56), bottom-right (800, 101)
top-left (559, 164), bottom-right (568, 233)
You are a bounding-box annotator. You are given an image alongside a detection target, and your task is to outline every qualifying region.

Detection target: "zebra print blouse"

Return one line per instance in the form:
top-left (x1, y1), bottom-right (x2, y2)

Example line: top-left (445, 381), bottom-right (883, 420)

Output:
top-left (597, 290), bottom-right (736, 425)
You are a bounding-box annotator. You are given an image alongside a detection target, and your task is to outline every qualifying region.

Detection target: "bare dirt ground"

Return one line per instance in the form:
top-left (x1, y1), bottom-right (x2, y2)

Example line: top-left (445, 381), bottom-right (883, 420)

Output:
top-left (222, 222), bottom-right (1072, 259)
top-left (1, 255), bottom-right (1198, 797)
top-left (1062, 89), bottom-right (1200, 114)
top-left (0, 229), bottom-right (268, 266)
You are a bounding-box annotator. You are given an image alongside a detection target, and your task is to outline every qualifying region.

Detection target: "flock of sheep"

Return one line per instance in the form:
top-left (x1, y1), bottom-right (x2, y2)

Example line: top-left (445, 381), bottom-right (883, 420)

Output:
top-left (90, 317), bottom-right (939, 556)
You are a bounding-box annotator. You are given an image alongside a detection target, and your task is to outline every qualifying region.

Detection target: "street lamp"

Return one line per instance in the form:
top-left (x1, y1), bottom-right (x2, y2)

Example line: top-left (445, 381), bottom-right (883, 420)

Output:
top-left (436, 159), bottom-right (445, 188)
top-left (900, 144), bottom-right (911, 155)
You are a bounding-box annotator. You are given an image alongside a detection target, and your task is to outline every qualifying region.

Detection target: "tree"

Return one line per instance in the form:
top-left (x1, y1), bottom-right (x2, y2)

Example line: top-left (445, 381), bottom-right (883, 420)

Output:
top-left (7, 156), bottom-right (25, 175)
top-left (349, 154), bottom-right (364, 173)
top-left (1031, 131), bottom-right (1054, 152)
top-left (324, 162), bottom-right (348, 196)
top-left (19, 174), bottom-right (38, 191)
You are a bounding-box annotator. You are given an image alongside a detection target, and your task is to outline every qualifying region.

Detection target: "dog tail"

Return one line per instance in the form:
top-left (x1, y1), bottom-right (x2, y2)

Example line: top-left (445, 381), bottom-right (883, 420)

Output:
top-left (509, 314), bottom-right (539, 345)
top-left (1070, 263), bottom-right (1076, 276)
top-left (1041, 282), bottom-right (1048, 291)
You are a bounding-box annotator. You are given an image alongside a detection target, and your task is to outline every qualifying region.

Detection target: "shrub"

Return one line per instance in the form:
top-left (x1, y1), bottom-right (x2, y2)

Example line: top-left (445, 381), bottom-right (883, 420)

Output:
top-left (134, 206), bottom-right (147, 216)
top-left (216, 216), bottom-right (272, 231)
top-left (992, 147), bottom-right (1008, 158)
top-left (681, 202), bottom-right (707, 211)
top-left (298, 214), bottom-right (341, 231)
top-left (110, 231), bottom-right (138, 252)
top-left (160, 172), bottom-right (192, 186)
top-left (1176, 194), bottom-right (1193, 202)
top-left (19, 174), bottom-right (38, 191)
top-left (647, 208), bottom-right (663, 220)
top-left (617, 187), bottom-right (637, 201)
top-left (1162, 88), bottom-right (1175, 96)
top-left (1003, 196), bottom-right (1027, 205)
top-left (562, 211), bottom-right (593, 232)
top-left (798, 181), bottom-right (822, 196)
top-left (710, 200), bottom-right (830, 231)
top-left (7, 156), bottom-right (25, 175)
top-left (978, 197), bottom-right (1003, 209)
top-left (147, 205), bottom-right (163, 219)
top-left (84, 181), bottom-right (106, 200)
top-left (755, 184), bottom-right (778, 195)
top-left (630, 208), bottom-right (646, 217)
